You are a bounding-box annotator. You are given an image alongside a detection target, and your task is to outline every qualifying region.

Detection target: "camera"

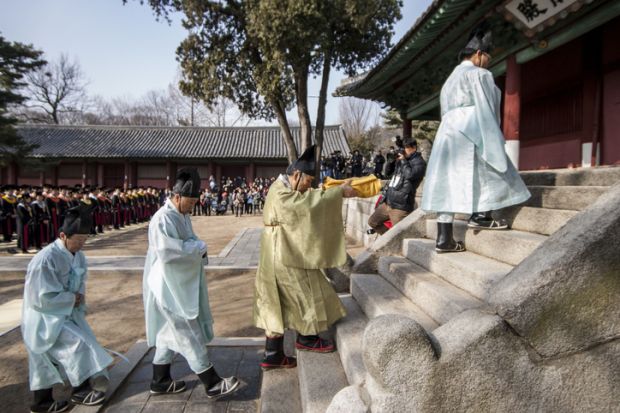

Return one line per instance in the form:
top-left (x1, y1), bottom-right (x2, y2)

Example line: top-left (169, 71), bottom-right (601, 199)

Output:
top-left (392, 135), bottom-right (405, 155)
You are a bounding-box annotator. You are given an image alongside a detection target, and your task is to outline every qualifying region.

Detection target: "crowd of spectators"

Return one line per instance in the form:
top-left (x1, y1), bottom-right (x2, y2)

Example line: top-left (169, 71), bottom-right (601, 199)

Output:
top-left (190, 175), bottom-right (275, 217)
top-left (320, 147), bottom-right (400, 181)
top-left (2, 146), bottom-right (408, 253)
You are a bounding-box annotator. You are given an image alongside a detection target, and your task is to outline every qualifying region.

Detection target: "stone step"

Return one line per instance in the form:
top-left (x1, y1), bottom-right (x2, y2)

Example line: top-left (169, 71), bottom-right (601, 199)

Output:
top-left (351, 273), bottom-right (439, 331)
top-left (260, 368), bottom-right (302, 413)
top-left (74, 340), bottom-right (150, 413)
top-left (404, 238), bottom-right (513, 300)
top-left (520, 166), bottom-right (620, 187)
top-left (495, 206), bottom-right (578, 236)
top-left (335, 294), bottom-right (368, 386)
top-left (426, 219), bottom-right (546, 266)
top-left (525, 185), bottom-right (607, 211)
top-left (260, 331), bottom-right (301, 413)
top-left (378, 256), bottom-right (483, 325)
top-left (297, 345), bottom-right (349, 413)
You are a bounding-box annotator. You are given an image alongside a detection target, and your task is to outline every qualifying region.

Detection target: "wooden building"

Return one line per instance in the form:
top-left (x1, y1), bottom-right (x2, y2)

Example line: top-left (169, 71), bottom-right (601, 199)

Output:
top-left (0, 125), bottom-right (350, 188)
top-left (336, 0), bottom-right (620, 170)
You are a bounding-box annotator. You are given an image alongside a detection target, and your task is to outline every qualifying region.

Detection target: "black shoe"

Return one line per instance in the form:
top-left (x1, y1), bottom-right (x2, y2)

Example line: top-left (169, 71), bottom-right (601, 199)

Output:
top-left (435, 222), bottom-right (465, 253)
top-left (366, 228), bottom-right (376, 235)
top-left (70, 389), bottom-right (105, 406)
top-left (30, 400), bottom-right (69, 413)
top-left (31, 389), bottom-right (70, 413)
top-left (150, 363), bottom-right (186, 394)
top-left (260, 336), bottom-right (297, 370)
top-left (467, 212), bottom-right (508, 230)
top-left (295, 334), bottom-right (335, 353)
top-left (260, 352), bottom-right (297, 369)
top-left (198, 366), bottom-right (240, 399)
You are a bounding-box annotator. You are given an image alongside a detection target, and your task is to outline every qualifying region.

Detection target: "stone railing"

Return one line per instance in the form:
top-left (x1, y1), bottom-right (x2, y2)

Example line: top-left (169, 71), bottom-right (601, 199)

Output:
top-left (342, 194), bottom-right (425, 248)
top-left (342, 196), bottom-right (380, 247)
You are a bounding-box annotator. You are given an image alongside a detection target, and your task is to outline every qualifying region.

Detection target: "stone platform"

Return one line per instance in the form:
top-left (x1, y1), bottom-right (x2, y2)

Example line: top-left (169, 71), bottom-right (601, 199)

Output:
top-left (99, 344), bottom-right (263, 413)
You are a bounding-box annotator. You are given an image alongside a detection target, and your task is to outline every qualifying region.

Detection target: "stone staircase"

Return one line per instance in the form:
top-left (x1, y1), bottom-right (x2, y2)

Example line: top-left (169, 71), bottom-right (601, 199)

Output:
top-left (287, 166), bottom-right (620, 412)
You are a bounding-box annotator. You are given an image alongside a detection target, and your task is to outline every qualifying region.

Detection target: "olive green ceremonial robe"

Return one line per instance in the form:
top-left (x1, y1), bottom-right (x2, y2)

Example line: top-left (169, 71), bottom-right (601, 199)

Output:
top-left (253, 175), bottom-right (347, 336)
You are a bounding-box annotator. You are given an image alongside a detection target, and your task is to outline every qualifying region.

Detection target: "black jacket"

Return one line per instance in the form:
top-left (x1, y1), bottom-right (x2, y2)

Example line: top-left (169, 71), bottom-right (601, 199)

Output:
top-left (385, 151), bottom-right (426, 212)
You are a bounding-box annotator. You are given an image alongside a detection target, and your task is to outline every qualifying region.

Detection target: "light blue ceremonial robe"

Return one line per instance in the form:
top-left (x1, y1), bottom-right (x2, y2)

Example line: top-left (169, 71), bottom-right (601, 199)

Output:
top-left (421, 60), bottom-right (530, 214)
top-left (143, 199), bottom-right (213, 367)
top-left (21, 239), bottom-right (112, 390)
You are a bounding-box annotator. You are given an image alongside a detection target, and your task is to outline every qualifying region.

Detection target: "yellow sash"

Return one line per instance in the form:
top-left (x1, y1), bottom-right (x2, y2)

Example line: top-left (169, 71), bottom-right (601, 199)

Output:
top-left (322, 174), bottom-right (382, 198)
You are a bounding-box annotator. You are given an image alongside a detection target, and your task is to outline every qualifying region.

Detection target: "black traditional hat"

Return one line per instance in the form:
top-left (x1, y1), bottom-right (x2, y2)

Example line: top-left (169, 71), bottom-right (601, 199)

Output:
top-left (287, 145), bottom-right (316, 177)
top-left (60, 204), bottom-right (93, 236)
top-left (464, 21), bottom-right (493, 54)
top-left (172, 168), bottom-right (201, 198)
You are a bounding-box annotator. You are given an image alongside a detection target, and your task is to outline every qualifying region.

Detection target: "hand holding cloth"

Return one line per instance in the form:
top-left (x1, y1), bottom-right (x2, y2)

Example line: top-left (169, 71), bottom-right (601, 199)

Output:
top-left (322, 174), bottom-right (382, 198)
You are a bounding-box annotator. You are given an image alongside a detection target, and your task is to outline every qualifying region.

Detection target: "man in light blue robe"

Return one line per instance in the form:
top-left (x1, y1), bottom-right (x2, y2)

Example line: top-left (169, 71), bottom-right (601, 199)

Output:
top-left (22, 204), bottom-right (113, 413)
top-left (421, 23), bottom-right (530, 253)
top-left (143, 168), bottom-right (239, 399)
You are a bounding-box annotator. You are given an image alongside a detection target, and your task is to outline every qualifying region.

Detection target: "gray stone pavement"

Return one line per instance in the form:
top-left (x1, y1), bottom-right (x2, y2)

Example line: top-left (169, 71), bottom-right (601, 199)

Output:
top-left (0, 221), bottom-right (150, 255)
top-left (0, 228), bottom-right (263, 272)
top-left (102, 346), bottom-right (263, 413)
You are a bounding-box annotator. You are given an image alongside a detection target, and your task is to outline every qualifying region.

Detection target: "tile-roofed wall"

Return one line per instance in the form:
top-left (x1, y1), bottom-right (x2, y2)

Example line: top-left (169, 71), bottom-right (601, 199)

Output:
top-left (16, 125), bottom-right (350, 159)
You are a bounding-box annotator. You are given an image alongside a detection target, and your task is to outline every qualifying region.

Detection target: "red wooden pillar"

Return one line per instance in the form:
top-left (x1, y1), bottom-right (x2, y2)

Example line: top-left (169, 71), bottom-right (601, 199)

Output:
top-left (97, 163), bottom-right (104, 188)
top-left (215, 163), bottom-right (222, 185)
top-left (208, 161), bottom-right (215, 180)
top-left (402, 117), bottom-right (412, 140)
top-left (166, 160), bottom-right (172, 190)
top-left (582, 33), bottom-right (602, 167)
top-left (52, 166), bottom-right (59, 186)
top-left (245, 162), bottom-right (256, 183)
top-left (171, 162), bottom-right (177, 188)
top-left (131, 162), bottom-right (138, 188)
top-left (81, 160), bottom-right (87, 188)
top-left (39, 171), bottom-right (45, 187)
top-left (7, 162), bottom-right (17, 185)
top-left (123, 161), bottom-right (130, 190)
top-left (502, 54), bottom-right (521, 169)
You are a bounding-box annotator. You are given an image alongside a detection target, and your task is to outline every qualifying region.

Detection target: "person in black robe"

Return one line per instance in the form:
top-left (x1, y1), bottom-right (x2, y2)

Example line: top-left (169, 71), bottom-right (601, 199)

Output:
top-left (45, 189), bottom-right (62, 242)
top-left (32, 191), bottom-right (51, 249)
top-left (111, 188), bottom-right (122, 230)
top-left (16, 193), bottom-right (34, 253)
top-left (1, 186), bottom-right (17, 243)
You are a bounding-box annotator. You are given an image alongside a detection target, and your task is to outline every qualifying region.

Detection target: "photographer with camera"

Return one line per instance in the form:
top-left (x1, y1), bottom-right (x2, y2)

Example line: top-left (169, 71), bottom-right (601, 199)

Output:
top-left (368, 138), bottom-right (426, 235)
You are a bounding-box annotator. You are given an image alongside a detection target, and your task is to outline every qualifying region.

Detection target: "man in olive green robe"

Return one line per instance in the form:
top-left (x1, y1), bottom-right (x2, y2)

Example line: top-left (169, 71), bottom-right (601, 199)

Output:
top-left (253, 145), bottom-right (358, 369)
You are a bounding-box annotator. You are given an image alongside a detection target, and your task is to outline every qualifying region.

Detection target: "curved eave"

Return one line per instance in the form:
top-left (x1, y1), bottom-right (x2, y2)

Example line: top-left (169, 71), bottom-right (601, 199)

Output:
top-left (335, 0), bottom-right (479, 100)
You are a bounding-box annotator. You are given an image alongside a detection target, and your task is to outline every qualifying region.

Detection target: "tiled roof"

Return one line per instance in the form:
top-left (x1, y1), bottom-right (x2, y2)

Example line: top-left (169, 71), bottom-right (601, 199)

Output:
top-left (16, 125), bottom-right (350, 159)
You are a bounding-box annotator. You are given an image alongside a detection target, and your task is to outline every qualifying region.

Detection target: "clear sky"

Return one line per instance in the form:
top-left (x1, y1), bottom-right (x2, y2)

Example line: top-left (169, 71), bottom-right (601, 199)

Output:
top-left (0, 0), bottom-right (433, 126)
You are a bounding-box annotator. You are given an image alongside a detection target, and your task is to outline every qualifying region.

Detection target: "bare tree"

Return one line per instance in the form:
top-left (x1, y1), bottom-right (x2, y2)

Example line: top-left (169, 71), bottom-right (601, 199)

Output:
top-left (167, 79), bottom-right (251, 127)
top-left (339, 97), bottom-right (381, 140)
top-left (203, 96), bottom-right (251, 127)
top-left (82, 83), bottom-right (253, 127)
top-left (20, 54), bottom-right (89, 124)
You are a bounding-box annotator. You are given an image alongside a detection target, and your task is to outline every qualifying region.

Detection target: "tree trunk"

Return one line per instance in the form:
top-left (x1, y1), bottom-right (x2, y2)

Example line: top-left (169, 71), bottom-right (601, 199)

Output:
top-left (51, 106), bottom-right (60, 124)
top-left (294, 66), bottom-right (312, 151)
top-left (314, 49), bottom-right (332, 181)
top-left (270, 97), bottom-right (297, 164)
